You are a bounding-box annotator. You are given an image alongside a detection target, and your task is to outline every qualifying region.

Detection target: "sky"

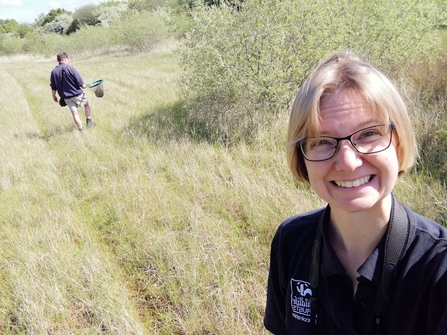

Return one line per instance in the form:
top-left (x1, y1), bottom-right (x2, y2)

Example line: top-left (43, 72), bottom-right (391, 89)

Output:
top-left (0, 0), bottom-right (105, 24)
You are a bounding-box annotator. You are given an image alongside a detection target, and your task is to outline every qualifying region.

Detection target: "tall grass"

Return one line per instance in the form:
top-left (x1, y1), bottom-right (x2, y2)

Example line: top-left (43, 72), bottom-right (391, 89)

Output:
top-left (0, 41), bottom-right (445, 334)
top-left (0, 44), bottom-right (311, 334)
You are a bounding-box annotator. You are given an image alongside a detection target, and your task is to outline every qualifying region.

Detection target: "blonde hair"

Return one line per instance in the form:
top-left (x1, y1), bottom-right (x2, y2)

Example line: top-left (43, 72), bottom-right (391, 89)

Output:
top-left (286, 51), bottom-right (417, 183)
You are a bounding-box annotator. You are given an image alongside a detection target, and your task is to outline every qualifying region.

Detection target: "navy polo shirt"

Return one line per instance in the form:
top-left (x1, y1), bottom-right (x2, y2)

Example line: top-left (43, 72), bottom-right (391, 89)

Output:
top-left (264, 196), bottom-right (447, 335)
top-left (50, 63), bottom-right (84, 99)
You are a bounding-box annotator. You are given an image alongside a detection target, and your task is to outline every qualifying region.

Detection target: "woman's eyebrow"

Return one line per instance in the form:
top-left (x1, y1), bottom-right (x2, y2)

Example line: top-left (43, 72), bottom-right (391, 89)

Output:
top-left (318, 120), bottom-right (381, 136)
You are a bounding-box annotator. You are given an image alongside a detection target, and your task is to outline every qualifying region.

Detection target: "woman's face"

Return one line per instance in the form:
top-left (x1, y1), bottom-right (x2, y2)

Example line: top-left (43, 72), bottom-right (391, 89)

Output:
top-left (305, 88), bottom-right (399, 214)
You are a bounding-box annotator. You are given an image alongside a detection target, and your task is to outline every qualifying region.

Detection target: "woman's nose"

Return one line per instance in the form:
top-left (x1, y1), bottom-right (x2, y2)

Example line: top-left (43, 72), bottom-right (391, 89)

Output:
top-left (333, 140), bottom-right (362, 170)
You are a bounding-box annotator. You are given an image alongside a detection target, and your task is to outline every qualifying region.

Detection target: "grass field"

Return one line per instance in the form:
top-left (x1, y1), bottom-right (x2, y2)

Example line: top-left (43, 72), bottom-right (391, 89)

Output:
top-left (0, 45), bottom-right (323, 334)
top-left (0, 42), bottom-right (446, 334)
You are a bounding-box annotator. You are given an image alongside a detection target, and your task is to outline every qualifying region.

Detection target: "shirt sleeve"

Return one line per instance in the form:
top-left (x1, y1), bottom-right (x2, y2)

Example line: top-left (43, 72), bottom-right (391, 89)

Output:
top-left (50, 71), bottom-right (56, 91)
top-left (68, 67), bottom-right (84, 87)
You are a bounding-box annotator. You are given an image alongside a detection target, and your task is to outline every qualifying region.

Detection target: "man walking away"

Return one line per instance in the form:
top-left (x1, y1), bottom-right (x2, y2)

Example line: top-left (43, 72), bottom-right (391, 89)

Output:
top-left (50, 52), bottom-right (96, 132)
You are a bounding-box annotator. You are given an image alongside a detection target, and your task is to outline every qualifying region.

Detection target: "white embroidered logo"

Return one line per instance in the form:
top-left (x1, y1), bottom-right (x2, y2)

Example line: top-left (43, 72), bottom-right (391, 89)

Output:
top-left (290, 279), bottom-right (312, 323)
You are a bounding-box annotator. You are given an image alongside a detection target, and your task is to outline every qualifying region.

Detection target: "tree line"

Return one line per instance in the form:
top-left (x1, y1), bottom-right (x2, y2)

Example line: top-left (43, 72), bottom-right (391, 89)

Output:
top-left (0, 0), bottom-right (245, 37)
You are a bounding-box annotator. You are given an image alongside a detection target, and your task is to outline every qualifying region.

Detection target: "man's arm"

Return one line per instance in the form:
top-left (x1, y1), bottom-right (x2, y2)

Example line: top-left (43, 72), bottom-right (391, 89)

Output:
top-left (69, 66), bottom-right (86, 90)
top-left (50, 70), bottom-right (59, 102)
top-left (52, 89), bottom-right (58, 102)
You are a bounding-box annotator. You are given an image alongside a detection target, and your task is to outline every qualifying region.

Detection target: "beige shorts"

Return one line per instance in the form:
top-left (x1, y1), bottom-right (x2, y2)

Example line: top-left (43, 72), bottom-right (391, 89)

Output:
top-left (65, 92), bottom-right (88, 112)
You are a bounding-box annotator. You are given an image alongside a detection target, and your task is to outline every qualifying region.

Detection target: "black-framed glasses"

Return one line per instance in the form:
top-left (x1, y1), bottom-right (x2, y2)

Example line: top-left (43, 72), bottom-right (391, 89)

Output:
top-left (298, 124), bottom-right (395, 162)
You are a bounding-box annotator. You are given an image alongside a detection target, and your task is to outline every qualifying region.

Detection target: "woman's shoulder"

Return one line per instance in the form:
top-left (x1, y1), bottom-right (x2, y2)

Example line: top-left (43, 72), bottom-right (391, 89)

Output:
top-left (280, 207), bottom-right (325, 226)
top-left (411, 210), bottom-right (447, 245)
top-left (273, 207), bottom-right (325, 243)
top-left (404, 208), bottom-right (447, 273)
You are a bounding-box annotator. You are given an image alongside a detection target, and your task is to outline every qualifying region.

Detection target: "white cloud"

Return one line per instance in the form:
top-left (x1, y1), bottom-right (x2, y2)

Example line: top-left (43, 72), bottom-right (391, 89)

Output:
top-left (0, 0), bottom-right (23, 6)
top-left (48, 1), bottom-right (61, 10)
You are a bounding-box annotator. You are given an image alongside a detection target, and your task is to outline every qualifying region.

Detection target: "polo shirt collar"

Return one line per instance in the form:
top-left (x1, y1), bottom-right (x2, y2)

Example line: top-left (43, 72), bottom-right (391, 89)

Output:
top-left (320, 206), bottom-right (386, 286)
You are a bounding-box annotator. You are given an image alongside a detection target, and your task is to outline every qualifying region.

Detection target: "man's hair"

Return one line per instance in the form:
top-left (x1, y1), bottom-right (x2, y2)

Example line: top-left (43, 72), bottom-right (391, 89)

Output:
top-left (286, 50), bottom-right (417, 183)
top-left (57, 52), bottom-right (68, 62)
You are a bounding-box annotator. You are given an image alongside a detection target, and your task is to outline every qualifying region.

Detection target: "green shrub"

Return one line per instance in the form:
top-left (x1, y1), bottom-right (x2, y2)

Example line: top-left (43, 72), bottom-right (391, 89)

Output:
top-left (65, 25), bottom-right (119, 55)
top-left (21, 32), bottom-right (66, 57)
top-left (116, 11), bottom-right (170, 52)
top-left (180, 0), bottom-right (443, 144)
top-left (74, 4), bottom-right (101, 27)
top-left (0, 34), bottom-right (24, 55)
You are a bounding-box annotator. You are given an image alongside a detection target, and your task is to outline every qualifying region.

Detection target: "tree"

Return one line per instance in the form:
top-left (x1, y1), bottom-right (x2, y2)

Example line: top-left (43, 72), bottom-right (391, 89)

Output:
top-left (96, 3), bottom-right (128, 27)
top-left (65, 19), bottom-right (80, 35)
top-left (44, 13), bottom-right (73, 34)
top-left (36, 8), bottom-right (72, 27)
top-left (128, 0), bottom-right (192, 11)
top-left (74, 5), bottom-right (101, 26)
top-left (0, 19), bottom-right (31, 38)
top-left (180, 0), bottom-right (444, 143)
top-left (0, 19), bottom-right (19, 34)
top-left (16, 23), bottom-right (32, 38)
top-left (203, 0), bottom-right (244, 9)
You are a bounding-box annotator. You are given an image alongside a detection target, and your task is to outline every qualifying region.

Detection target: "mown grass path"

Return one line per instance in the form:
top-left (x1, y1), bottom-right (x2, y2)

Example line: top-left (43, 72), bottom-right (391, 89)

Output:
top-left (0, 50), bottom-right (319, 334)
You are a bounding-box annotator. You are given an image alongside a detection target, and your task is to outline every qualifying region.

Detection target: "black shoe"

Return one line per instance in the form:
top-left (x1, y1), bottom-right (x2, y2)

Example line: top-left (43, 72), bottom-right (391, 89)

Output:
top-left (86, 118), bottom-right (96, 127)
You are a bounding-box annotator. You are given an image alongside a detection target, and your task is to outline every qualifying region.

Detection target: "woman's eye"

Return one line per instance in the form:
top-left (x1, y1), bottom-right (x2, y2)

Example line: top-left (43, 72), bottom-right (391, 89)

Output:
top-left (318, 139), bottom-right (331, 145)
top-left (365, 130), bottom-right (379, 137)
top-left (359, 130), bottom-right (380, 139)
top-left (307, 138), bottom-right (333, 149)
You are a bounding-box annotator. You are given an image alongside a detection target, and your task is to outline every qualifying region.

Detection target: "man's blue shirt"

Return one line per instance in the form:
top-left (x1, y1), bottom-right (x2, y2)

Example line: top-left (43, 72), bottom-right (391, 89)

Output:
top-left (50, 63), bottom-right (84, 99)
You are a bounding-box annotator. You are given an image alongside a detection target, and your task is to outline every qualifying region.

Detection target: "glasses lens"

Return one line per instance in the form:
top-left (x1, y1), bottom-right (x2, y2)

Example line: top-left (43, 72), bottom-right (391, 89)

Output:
top-left (300, 124), bottom-right (393, 162)
top-left (352, 125), bottom-right (392, 154)
top-left (300, 137), bottom-right (338, 161)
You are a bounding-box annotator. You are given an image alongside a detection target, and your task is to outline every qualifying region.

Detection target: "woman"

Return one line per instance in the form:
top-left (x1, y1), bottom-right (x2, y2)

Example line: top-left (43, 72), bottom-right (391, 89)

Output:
top-left (264, 51), bottom-right (447, 335)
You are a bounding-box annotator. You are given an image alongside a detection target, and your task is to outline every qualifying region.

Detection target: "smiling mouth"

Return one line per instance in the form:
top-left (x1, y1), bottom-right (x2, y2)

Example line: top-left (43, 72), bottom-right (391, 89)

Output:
top-left (333, 175), bottom-right (373, 188)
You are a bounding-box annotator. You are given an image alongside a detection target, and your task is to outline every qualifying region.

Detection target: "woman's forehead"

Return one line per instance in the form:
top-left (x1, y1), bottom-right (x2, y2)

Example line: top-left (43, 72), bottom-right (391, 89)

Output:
top-left (306, 92), bottom-right (388, 136)
top-left (319, 89), bottom-right (370, 119)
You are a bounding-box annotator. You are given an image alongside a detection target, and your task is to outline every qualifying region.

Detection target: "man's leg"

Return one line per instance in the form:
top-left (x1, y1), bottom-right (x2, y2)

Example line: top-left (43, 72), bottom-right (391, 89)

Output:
top-left (84, 101), bottom-right (95, 127)
top-left (69, 106), bottom-right (83, 130)
top-left (84, 101), bottom-right (91, 119)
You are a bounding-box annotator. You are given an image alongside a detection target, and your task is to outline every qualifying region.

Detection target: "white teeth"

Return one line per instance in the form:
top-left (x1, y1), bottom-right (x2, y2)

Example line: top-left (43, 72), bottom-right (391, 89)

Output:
top-left (334, 176), bottom-right (371, 188)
